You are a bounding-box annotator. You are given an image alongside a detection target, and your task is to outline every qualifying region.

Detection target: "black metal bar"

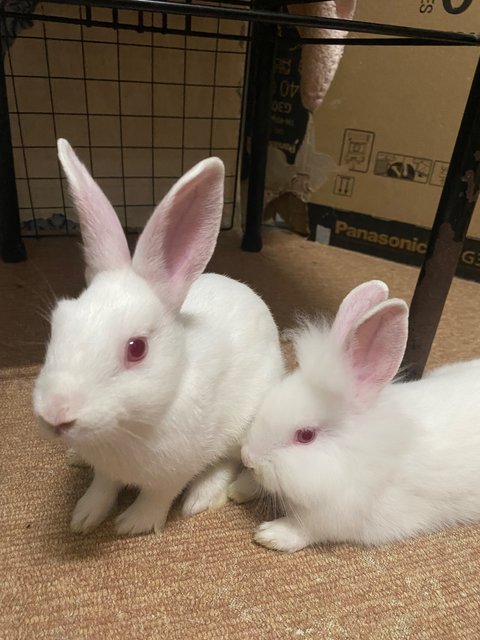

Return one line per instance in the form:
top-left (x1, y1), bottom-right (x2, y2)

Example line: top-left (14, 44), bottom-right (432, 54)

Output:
top-left (226, 21), bottom-right (252, 232)
top-left (2, 9), bottom-right (480, 46)
top-left (24, 0), bottom-right (480, 46)
top-left (240, 2), bottom-right (277, 252)
top-left (0, 48), bottom-right (26, 262)
top-left (402, 55), bottom-right (480, 380)
top-left (3, 14), bottom-right (479, 47)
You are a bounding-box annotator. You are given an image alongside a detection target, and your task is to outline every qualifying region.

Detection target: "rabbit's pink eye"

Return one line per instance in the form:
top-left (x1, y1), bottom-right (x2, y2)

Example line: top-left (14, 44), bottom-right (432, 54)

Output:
top-left (126, 337), bottom-right (148, 363)
top-left (294, 428), bottom-right (317, 445)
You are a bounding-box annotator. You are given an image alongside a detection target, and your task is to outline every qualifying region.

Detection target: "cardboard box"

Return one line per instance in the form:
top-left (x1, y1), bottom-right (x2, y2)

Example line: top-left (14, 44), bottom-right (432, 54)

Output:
top-left (268, 0), bottom-right (480, 280)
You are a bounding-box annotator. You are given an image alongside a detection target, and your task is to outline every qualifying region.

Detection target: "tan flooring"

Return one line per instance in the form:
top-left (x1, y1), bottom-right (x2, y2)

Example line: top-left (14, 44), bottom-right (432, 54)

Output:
top-left (1, 228), bottom-right (480, 639)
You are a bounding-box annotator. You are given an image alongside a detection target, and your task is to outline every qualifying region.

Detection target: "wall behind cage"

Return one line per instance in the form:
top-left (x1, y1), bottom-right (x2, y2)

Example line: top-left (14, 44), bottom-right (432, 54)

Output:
top-left (2, 2), bottom-right (246, 236)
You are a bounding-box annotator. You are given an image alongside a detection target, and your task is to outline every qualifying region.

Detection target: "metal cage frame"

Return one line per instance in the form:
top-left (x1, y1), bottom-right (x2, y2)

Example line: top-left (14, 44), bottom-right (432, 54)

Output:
top-left (1, 0), bottom-right (480, 379)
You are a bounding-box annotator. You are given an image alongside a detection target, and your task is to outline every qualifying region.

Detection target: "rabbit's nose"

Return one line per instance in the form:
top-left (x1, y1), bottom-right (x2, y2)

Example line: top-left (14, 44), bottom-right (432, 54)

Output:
top-left (38, 396), bottom-right (78, 435)
top-left (37, 404), bottom-right (76, 436)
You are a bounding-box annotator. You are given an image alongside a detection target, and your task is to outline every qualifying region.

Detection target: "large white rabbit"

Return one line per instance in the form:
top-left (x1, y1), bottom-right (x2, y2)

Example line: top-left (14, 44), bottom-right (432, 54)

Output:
top-left (33, 139), bottom-right (284, 536)
top-left (239, 280), bottom-right (480, 552)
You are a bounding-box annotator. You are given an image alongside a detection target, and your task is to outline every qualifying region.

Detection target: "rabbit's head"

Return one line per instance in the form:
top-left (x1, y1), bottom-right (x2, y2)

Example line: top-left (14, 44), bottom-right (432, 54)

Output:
top-left (33, 140), bottom-right (224, 448)
top-left (242, 281), bottom-right (409, 508)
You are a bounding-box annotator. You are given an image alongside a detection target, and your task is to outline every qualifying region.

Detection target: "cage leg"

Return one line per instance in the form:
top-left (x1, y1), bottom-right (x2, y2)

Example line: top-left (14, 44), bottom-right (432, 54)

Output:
top-left (0, 52), bottom-right (26, 263)
top-left (241, 4), bottom-right (277, 253)
top-left (402, 56), bottom-right (480, 379)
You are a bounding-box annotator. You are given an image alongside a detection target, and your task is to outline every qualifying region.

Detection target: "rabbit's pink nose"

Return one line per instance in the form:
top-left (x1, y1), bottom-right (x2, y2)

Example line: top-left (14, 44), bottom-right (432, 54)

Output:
top-left (40, 396), bottom-right (78, 434)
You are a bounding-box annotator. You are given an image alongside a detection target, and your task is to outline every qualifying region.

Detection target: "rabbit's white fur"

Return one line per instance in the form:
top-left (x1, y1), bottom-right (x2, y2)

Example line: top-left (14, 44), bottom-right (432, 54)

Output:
top-left (242, 280), bottom-right (480, 552)
top-left (33, 140), bottom-right (283, 535)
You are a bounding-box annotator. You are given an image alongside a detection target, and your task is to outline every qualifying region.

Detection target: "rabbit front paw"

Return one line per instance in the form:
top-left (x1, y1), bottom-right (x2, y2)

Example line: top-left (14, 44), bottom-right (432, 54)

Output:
top-left (227, 468), bottom-right (260, 504)
top-left (115, 491), bottom-right (169, 536)
top-left (254, 517), bottom-right (310, 553)
top-left (71, 474), bottom-right (120, 533)
top-left (182, 460), bottom-right (239, 517)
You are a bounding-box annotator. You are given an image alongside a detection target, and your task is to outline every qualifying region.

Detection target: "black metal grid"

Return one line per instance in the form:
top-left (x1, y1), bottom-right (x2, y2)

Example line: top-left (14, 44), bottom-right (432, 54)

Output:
top-left (2, 1), bottom-right (248, 236)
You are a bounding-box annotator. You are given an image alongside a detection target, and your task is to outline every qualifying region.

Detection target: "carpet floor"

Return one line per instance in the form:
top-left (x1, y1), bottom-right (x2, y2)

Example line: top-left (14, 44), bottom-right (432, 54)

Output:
top-left (1, 228), bottom-right (480, 639)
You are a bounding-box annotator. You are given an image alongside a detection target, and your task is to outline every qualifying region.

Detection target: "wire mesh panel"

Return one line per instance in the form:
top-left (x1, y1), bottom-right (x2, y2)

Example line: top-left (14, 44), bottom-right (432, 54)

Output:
top-left (2, 1), bottom-right (247, 236)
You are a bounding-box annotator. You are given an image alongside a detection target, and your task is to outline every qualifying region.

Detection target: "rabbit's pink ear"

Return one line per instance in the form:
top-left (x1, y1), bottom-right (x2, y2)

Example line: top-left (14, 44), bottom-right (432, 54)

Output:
top-left (345, 299), bottom-right (409, 405)
top-left (332, 280), bottom-right (389, 342)
top-left (132, 157), bottom-right (224, 314)
top-left (57, 139), bottom-right (130, 280)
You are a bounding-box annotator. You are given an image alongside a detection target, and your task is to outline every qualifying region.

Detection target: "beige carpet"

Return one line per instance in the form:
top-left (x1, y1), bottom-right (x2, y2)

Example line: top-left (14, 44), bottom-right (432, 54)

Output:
top-left (2, 228), bottom-right (480, 639)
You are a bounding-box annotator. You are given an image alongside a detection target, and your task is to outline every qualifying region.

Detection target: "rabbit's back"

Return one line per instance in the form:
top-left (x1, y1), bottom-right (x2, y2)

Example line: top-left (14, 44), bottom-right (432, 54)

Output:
top-left (370, 369), bottom-right (480, 541)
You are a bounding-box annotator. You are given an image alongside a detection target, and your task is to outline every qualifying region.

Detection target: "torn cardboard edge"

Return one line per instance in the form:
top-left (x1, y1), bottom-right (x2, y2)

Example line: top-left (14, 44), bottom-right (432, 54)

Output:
top-left (308, 204), bottom-right (480, 283)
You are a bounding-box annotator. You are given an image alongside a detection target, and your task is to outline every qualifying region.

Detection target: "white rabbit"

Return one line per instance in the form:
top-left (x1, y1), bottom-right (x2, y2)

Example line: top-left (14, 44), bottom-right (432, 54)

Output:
top-left (33, 139), bottom-right (284, 536)
top-left (240, 280), bottom-right (480, 552)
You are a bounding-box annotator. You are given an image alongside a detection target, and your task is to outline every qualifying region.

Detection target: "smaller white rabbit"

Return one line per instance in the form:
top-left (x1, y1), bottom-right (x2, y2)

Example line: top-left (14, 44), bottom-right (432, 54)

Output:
top-left (239, 280), bottom-right (480, 552)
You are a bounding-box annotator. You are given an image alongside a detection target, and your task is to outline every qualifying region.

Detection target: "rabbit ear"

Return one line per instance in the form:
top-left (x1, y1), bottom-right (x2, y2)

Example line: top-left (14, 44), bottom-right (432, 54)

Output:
top-left (332, 280), bottom-right (389, 342)
top-left (57, 139), bottom-right (130, 281)
top-left (345, 299), bottom-right (409, 405)
top-left (132, 157), bottom-right (224, 314)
